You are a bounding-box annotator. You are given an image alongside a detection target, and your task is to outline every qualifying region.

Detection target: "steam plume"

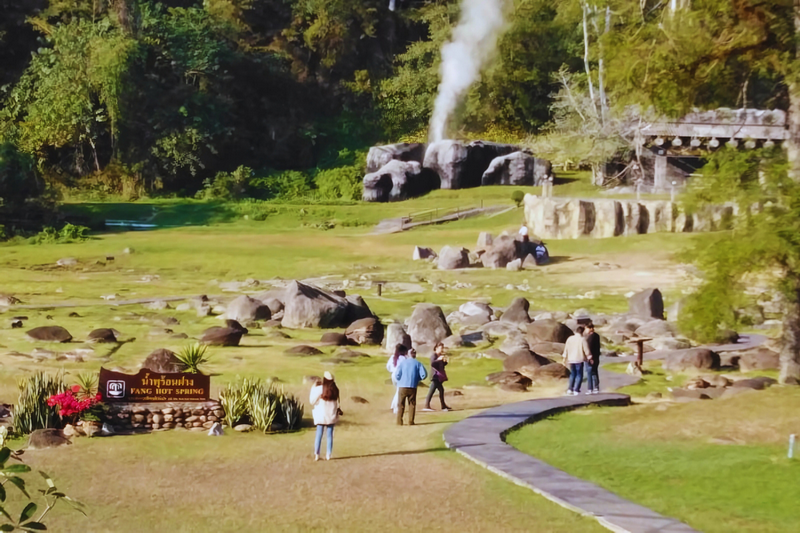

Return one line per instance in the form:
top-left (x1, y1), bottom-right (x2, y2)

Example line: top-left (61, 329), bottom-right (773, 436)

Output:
top-left (428, 0), bottom-right (507, 143)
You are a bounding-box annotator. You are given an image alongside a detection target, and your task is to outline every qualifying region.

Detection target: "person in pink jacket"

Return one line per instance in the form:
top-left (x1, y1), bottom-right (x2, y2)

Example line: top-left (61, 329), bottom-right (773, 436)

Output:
top-left (309, 371), bottom-right (340, 461)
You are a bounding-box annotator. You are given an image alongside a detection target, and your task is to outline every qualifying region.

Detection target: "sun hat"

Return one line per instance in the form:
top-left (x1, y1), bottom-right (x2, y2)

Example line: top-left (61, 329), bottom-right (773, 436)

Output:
top-left (324, 371), bottom-right (334, 380)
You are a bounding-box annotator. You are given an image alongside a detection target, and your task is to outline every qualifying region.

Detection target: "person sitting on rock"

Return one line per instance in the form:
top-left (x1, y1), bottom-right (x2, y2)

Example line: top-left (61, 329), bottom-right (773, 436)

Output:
top-left (518, 223), bottom-right (530, 243)
top-left (534, 241), bottom-right (549, 265)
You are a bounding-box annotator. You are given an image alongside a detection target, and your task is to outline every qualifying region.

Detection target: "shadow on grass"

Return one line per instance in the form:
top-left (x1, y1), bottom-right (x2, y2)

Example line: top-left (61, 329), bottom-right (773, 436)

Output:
top-left (334, 446), bottom-right (449, 460)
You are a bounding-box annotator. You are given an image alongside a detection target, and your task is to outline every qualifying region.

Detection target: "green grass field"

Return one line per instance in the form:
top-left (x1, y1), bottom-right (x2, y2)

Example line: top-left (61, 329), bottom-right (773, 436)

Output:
top-left (507, 388), bottom-right (800, 533)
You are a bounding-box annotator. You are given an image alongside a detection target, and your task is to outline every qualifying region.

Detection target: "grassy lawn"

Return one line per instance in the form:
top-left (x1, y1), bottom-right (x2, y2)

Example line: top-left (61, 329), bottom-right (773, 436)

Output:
top-left (506, 387), bottom-right (800, 533)
top-left (0, 184), bottom-right (717, 531)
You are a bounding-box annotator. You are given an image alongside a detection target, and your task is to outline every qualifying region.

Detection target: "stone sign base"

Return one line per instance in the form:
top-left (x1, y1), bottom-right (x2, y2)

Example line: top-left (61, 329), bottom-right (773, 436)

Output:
top-left (104, 400), bottom-right (224, 432)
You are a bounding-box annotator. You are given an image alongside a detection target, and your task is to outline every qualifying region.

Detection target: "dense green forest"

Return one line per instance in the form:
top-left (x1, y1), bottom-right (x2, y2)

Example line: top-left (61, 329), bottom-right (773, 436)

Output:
top-left (0, 0), bottom-right (797, 210)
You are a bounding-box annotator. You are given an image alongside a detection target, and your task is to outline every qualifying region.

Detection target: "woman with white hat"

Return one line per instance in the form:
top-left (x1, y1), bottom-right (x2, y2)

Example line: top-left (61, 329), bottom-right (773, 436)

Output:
top-left (309, 371), bottom-right (341, 461)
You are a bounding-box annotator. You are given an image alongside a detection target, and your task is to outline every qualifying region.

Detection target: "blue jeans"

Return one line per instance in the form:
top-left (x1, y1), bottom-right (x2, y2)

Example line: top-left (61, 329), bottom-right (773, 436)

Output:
top-left (585, 361), bottom-right (600, 391)
top-left (568, 363), bottom-right (584, 392)
top-left (314, 424), bottom-right (334, 456)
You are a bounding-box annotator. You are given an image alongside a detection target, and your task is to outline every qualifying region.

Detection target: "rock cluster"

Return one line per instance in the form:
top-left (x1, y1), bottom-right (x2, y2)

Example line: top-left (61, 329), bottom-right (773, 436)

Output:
top-left (363, 141), bottom-right (553, 202)
top-left (524, 195), bottom-right (736, 239)
top-left (104, 401), bottom-right (224, 432)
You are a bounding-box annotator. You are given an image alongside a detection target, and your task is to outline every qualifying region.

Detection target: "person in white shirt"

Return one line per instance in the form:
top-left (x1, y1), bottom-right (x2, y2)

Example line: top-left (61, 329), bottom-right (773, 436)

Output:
top-left (309, 371), bottom-right (340, 461)
top-left (562, 326), bottom-right (590, 395)
top-left (386, 344), bottom-right (408, 412)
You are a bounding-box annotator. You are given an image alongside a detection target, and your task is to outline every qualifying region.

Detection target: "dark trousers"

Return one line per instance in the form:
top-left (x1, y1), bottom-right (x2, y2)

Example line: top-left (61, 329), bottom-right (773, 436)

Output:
top-left (585, 360), bottom-right (600, 391)
top-left (396, 387), bottom-right (417, 425)
top-left (425, 378), bottom-right (446, 409)
top-left (568, 363), bottom-right (584, 392)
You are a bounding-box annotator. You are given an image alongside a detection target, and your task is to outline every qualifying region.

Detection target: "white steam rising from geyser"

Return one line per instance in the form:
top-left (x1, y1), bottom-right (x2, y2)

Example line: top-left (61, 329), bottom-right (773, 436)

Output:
top-left (428, 0), bottom-right (507, 143)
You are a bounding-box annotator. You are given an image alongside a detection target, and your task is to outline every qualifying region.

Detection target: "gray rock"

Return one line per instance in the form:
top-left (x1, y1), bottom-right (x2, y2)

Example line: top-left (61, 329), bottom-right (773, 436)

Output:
top-left (233, 424), bottom-right (253, 432)
top-left (366, 143), bottom-right (426, 173)
top-left (320, 332), bottom-right (350, 346)
top-left (506, 258), bottom-right (522, 271)
top-left (142, 349), bottom-right (187, 373)
top-left (201, 327), bottom-right (243, 347)
top-left (285, 345), bottom-right (323, 356)
top-left (0, 294), bottom-right (21, 306)
top-left (737, 348), bottom-right (780, 372)
top-left (486, 371), bottom-right (532, 387)
top-left (26, 326), bottom-right (72, 343)
top-left (384, 323), bottom-right (412, 354)
top-left (406, 303), bottom-right (452, 349)
top-left (447, 301), bottom-right (493, 326)
top-left (501, 297), bottom-right (531, 325)
top-left (628, 288), bottom-right (664, 320)
top-left (499, 331), bottom-right (529, 355)
top-left (503, 350), bottom-right (552, 372)
top-left (281, 280), bottom-right (349, 329)
top-left (344, 295), bottom-right (375, 324)
top-left (522, 254), bottom-right (538, 269)
top-left (530, 342), bottom-right (565, 357)
top-left (28, 429), bottom-right (71, 449)
top-left (532, 363), bottom-right (570, 380)
top-left (635, 320), bottom-right (677, 338)
top-left (481, 151), bottom-right (537, 186)
top-left (476, 232), bottom-right (493, 250)
top-left (363, 160), bottom-right (436, 202)
top-left (437, 246), bottom-right (470, 270)
top-left (87, 328), bottom-right (117, 343)
top-left (225, 295), bottom-right (271, 322)
top-left (345, 317), bottom-right (384, 346)
top-left (413, 246), bottom-right (436, 260)
top-left (424, 140), bottom-right (517, 189)
top-left (647, 337), bottom-right (692, 351)
top-left (527, 319), bottom-right (573, 344)
top-left (56, 257), bottom-right (78, 267)
top-left (145, 300), bottom-right (171, 310)
top-left (481, 235), bottom-right (519, 269)
top-left (731, 376), bottom-right (777, 390)
top-left (663, 348), bottom-right (720, 372)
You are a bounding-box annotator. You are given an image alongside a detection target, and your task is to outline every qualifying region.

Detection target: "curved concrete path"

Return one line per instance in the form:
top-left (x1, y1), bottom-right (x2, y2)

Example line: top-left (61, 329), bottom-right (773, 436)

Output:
top-left (444, 388), bottom-right (699, 532)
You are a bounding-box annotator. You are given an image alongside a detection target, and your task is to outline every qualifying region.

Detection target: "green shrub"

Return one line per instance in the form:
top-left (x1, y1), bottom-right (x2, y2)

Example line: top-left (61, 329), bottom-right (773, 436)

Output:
top-left (197, 166), bottom-right (253, 201)
top-left (219, 377), bottom-right (304, 432)
top-left (13, 372), bottom-right (67, 435)
top-left (511, 190), bottom-right (525, 207)
top-left (250, 170), bottom-right (314, 200)
top-left (28, 224), bottom-right (90, 244)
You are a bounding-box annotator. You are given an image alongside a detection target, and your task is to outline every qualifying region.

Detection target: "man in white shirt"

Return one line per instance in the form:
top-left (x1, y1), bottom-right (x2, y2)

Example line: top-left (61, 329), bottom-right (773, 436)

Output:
top-left (518, 224), bottom-right (529, 243)
top-left (562, 326), bottom-right (590, 395)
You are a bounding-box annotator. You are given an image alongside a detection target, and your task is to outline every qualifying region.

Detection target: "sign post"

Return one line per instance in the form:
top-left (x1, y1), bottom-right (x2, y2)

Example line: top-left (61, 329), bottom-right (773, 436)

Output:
top-left (100, 367), bottom-right (210, 403)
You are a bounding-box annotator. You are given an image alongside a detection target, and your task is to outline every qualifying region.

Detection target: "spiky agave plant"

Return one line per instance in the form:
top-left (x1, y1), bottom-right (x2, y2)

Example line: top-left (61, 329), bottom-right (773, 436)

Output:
top-left (175, 343), bottom-right (210, 374)
top-left (278, 388), bottom-right (304, 431)
top-left (219, 377), bottom-right (256, 427)
top-left (76, 372), bottom-right (98, 396)
top-left (13, 372), bottom-right (67, 435)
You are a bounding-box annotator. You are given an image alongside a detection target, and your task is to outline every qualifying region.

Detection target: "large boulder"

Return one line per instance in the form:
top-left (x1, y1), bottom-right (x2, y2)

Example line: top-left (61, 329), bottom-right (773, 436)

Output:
top-left (26, 326), bottom-right (72, 343)
top-left (663, 348), bottom-right (720, 372)
top-left (447, 301), bottom-right (493, 326)
top-left (731, 376), bottom-right (777, 390)
top-left (482, 152), bottom-right (551, 187)
top-left (406, 303), bottom-right (452, 349)
top-left (345, 317), bottom-right (384, 346)
top-left (424, 140), bottom-right (517, 189)
top-left (481, 235), bottom-right (520, 269)
top-left (142, 348), bottom-right (187, 373)
top-left (384, 323), bottom-right (412, 354)
top-left (482, 151), bottom-right (536, 186)
top-left (499, 331), bottom-right (530, 355)
top-left (413, 246), bottom-right (436, 260)
top-left (486, 371), bottom-right (532, 388)
top-left (527, 319), bottom-right (573, 344)
top-left (226, 295), bottom-right (271, 322)
top-left (476, 232), bottom-right (493, 251)
top-left (366, 143), bottom-right (426, 173)
top-left (628, 288), bottom-right (664, 320)
top-left (320, 332), bottom-right (350, 346)
top-left (503, 350), bottom-right (552, 372)
top-left (362, 160), bottom-right (438, 202)
top-left (281, 280), bottom-right (349, 329)
top-left (737, 348), bottom-right (780, 372)
top-left (28, 429), bottom-right (71, 450)
top-left (437, 246), bottom-right (470, 270)
top-left (344, 295), bottom-right (375, 324)
top-left (87, 328), bottom-right (118, 343)
top-left (500, 297), bottom-right (531, 325)
top-left (635, 320), bottom-right (677, 338)
top-left (530, 342), bottom-right (566, 358)
top-left (532, 363), bottom-right (570, 380)
top-left (201, 327), bottom-right (244, 347)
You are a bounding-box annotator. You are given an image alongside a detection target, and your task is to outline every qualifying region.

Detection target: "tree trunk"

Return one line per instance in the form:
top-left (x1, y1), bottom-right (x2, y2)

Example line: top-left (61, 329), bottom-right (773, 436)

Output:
top-left (787, 0), bottom-right (800, 180)
top-left (779, 282), bottom-right (800, 383)
top-left (582, 2), bottom-right (596, 109)
top-left (597, 5), bottom-right (611, 126)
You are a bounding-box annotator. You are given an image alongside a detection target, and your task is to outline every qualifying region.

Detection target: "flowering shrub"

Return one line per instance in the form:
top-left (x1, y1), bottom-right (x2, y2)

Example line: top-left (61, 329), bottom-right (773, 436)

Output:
top-left (47, 385), bottom-right (104, 422)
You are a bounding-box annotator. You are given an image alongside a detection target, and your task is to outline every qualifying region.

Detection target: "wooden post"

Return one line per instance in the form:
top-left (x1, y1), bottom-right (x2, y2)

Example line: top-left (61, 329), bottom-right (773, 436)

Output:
top-left (376, 283), bottom-right (383, 297)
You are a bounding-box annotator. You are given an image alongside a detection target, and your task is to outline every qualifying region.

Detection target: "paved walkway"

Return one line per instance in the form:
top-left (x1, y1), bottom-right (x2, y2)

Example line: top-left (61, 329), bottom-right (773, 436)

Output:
top-left (444, 378), bottom-right (700, 532)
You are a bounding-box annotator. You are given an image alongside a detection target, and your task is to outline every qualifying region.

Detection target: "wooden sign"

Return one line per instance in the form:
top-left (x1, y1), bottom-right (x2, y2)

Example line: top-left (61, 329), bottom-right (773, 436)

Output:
top-left (99, 367), bottom-right (210, 402)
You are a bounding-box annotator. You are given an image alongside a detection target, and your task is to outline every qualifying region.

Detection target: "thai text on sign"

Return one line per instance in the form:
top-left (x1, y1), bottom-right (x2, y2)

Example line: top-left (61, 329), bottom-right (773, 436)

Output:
top-left (99, 367), bottom-right (211, 402)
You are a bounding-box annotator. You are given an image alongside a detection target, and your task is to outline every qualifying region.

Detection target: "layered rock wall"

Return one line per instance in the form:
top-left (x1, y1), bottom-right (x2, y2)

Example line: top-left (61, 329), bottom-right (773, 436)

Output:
top-left (523, 194), bottom-right (734, 239)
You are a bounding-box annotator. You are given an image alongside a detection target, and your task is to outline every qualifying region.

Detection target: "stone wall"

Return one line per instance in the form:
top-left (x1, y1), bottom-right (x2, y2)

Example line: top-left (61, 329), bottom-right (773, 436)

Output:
top-left (104, 400), bottom-right (224, 432)
top-left (523, 194), bottom-right (735, 239)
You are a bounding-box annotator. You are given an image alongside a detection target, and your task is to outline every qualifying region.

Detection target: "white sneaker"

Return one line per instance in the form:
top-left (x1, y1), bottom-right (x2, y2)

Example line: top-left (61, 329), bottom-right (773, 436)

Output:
top-left (314, 454), bottom-right (320, 461)
top-left (326, 453), bottom-right (331, 461)
top-left (422, 408), bottom-right (434, 412)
